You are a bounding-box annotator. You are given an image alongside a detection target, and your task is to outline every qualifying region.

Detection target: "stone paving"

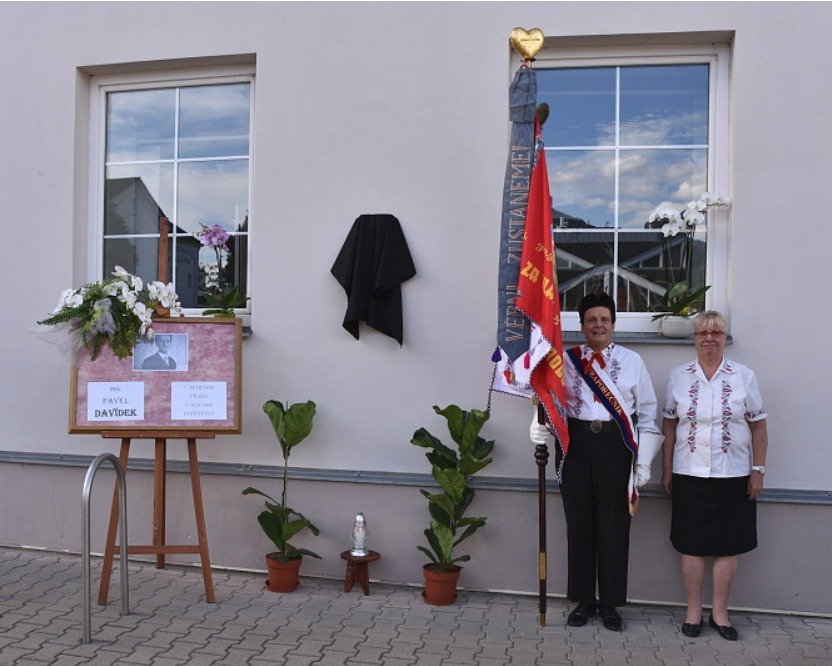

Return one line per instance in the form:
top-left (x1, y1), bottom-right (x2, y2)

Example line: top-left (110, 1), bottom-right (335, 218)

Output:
top-left (0, 547), bottom-right (830, 665)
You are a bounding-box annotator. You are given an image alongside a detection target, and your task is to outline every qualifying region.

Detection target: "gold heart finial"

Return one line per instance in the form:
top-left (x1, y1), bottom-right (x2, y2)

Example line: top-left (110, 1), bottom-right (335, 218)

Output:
top-left (510, 27), bottom-right (545, 61)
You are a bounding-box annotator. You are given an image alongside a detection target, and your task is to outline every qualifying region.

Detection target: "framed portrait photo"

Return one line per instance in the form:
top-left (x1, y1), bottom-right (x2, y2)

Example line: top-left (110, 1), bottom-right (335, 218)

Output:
top-left (69, 317), bottom-right (242, 433)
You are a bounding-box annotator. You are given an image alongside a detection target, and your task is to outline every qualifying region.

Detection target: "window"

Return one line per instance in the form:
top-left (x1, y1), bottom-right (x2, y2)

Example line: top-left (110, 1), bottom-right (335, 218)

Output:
top-left (89, 68), bottom-right (253, 313)
top-left (531, 43), bottom-right (729, 332)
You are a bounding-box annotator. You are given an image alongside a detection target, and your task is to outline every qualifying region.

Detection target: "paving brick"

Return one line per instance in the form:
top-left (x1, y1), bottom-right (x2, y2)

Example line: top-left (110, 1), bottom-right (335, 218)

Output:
top-left (196, 637), bottom-right (238, 656)
top-left (212, 647), bottom-right (262, 664)
top-left (407, 653), bottom-right (448, 666)
top-left (3, 548), bottom-right (832, 666)
top-left (112, 645), bottom-right (168, 664)
top-left (254, 642), bottom-right (294, 661)
top-left (47, 657), bottom-right (91, 666)
top-left (307, 650), bottom-right (357, 665)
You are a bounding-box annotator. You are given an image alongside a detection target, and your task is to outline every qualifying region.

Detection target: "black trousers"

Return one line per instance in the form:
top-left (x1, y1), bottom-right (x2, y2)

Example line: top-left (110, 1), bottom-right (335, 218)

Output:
top-left (560, 423), bottom-right (632, 607)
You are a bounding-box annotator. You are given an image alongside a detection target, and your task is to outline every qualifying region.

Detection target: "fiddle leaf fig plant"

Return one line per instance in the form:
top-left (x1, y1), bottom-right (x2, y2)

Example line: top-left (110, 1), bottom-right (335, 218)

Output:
top-left (410, 405), bottom-right (494, 572)
top-left (242, 400), bottom-right (321, 562)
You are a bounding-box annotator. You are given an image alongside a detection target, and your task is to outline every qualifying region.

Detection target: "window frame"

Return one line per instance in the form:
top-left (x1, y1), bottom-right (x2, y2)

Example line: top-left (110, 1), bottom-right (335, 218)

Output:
top-left (87, 64), bottom-right (255, 319)
top-left (520, 42), bottom-right (730, 333)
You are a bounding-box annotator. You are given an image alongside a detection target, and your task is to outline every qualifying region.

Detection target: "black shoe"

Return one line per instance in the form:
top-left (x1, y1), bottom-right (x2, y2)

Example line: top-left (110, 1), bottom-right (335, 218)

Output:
top-left (709, 613), bottom-right (739, 641)
top-left (599, 604), bottom-right (623, 632)
top-left (566, 601), bottom-right (597, 627)
top-left (681, 617), bottom-right (704, 637)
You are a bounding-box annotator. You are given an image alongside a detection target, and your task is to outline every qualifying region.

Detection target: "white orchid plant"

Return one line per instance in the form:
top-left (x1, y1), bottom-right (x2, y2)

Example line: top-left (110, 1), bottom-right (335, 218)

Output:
top-left (38, 266), bottom-right (182, 360)
top-left (645, 193), bottom-right (730, 319)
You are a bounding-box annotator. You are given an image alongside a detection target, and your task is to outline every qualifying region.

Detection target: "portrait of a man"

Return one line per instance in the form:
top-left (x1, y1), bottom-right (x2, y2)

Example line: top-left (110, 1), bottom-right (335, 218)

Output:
top-left (133, 334), bottom-right (188, 372)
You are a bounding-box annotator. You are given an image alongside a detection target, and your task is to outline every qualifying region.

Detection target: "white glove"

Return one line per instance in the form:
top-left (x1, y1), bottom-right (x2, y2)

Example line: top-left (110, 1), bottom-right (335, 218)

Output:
top-left (530, 413), bottom-right (550, 445)
top-left (636, 431), bottom-right (664, 468)
top-left (634, 464), bottom-right (652, 488)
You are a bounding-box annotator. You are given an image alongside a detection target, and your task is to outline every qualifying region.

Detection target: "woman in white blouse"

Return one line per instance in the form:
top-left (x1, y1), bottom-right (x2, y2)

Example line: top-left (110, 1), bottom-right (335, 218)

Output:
top-left (661, 311), bottom-right (768, 641)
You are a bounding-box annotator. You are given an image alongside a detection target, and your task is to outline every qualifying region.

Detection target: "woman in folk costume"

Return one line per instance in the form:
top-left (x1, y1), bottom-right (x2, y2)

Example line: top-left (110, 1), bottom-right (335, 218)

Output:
top-left (530, 292), bottom-right (663, 631)
top-left (661, 311), bottom-right (768, 641)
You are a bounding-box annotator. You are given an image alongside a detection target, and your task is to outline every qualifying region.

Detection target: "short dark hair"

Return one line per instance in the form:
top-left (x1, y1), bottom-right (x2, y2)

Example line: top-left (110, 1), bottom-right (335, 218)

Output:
top-left (578, 292), bottom-right (616, 324)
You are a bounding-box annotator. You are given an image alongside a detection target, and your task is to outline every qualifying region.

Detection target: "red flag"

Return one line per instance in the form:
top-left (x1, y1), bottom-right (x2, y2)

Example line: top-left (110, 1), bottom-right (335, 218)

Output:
top-left (515, 121), bottom-right (570, 453)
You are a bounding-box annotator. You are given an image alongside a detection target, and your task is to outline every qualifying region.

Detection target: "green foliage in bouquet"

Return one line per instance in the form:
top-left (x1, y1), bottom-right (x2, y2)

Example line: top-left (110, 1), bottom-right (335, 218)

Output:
top-left (37, 267), bottom-right (181, 360)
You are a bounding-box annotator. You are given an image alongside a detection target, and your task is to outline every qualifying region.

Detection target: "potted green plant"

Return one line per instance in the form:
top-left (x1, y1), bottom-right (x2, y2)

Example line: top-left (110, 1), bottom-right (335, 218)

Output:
top-left (410, 405), bottom-right (495, 605)
top-left (201, 285), bottom-right (249, 317)
top-left (651, 281), bottom-right (711, 338)
top-left (242, 399), bottom-right (320, 592)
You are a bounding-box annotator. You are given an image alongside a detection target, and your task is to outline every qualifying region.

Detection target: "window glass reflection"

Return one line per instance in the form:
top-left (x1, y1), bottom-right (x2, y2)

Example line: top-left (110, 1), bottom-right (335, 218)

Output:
top-left (555, 231), bottom-right (615, 311)
top-left (104, 164), bottom-right (174, 235)
top-left (106, 89), bottom-right (175, 162)
top-left (179, 83), bottom-right (251, 159)
top-left (538, 68), bottom-right (615, 147)
top-left (177, 160), bottom-right (249, 235)
top-left (103, 237), bottom-right (160, 286)
top-left (101, 78), bottom-right (254, 312)
top-left (620, 65), bottom-right (709, 145)
top-left (548, 149), bottom-right (615, 229)
top-left (618, 148), bottom-right (707, 228)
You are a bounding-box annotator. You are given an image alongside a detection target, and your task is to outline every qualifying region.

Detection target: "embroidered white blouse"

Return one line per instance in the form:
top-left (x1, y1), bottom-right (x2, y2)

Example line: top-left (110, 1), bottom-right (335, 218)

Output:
top-left (663, 358), bottom-right (767, 478)
top-left (564, 343), bottom-right (660, 434)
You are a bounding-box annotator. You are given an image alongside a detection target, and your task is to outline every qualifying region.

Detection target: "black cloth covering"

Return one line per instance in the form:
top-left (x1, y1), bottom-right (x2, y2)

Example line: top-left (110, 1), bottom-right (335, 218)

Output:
top-left (331, 214), bottom-right (416, 344)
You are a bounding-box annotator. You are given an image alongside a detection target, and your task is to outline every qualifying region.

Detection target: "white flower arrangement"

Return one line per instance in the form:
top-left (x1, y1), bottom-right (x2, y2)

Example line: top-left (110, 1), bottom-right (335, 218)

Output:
top-left (38, 267), bottom-right (182, 360)
top-left (648, 192), bottom-right (730, 238)
top-left (646, 193), bottom-right (730, 319)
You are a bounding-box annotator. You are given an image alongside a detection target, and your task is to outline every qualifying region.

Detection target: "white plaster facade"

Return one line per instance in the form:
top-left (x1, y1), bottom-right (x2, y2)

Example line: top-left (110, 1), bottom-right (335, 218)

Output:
top-left (1, 2), bottom-right (831, 614)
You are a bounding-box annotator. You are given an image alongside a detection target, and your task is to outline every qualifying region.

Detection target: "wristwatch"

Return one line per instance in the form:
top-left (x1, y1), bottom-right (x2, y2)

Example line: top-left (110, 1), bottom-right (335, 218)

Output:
top-left (751, 465), bottom-right (766, 474)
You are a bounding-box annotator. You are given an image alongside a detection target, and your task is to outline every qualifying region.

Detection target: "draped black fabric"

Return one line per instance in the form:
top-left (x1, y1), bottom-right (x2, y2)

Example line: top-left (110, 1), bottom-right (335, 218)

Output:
top-left (330, 214), bottom-right (416, 345)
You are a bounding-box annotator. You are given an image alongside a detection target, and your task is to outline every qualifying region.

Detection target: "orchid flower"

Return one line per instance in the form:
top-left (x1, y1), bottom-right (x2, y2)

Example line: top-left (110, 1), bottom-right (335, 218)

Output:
top-left (39, 265), bottom-right (182, 360)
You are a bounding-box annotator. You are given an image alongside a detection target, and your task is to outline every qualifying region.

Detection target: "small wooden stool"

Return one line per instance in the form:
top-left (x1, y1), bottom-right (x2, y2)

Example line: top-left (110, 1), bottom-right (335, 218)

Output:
top-left (340, 550), bottom-right (381, 595)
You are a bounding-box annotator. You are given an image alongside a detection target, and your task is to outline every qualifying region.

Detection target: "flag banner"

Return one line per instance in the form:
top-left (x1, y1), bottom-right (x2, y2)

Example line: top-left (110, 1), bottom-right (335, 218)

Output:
top-left (494, 66), bottom-right (536, 382)
top-left (514, 120), bottom-right (570, 452)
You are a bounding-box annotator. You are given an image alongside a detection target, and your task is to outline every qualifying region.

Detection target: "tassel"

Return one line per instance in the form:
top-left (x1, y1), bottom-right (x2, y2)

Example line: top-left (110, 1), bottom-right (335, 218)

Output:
top-left (491, 347), bottom-right (501, 363)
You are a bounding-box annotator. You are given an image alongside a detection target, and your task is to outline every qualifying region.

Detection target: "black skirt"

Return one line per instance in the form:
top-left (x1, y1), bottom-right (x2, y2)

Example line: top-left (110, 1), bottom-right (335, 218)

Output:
top-left (670, 474), bottom-right (757, 556)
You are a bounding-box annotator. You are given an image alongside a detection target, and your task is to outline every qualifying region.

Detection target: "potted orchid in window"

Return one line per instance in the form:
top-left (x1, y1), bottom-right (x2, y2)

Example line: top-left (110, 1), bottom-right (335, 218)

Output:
top-left (644, 192), bottom-right (730, 337)
top-left (197, 223), bottom-right (249, 317)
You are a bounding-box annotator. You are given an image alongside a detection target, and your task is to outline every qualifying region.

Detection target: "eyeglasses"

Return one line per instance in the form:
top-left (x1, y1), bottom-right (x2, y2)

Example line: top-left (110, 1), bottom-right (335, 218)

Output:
top-left (694, 330), bottom-right (726, 338)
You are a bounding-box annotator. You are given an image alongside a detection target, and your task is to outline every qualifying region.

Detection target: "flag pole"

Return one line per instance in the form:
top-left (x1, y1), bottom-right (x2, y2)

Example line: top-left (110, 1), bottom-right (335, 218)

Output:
top-left (504, 27), bottom-right (556, 628)
top-left (534, 401), bottom-right (549, 626)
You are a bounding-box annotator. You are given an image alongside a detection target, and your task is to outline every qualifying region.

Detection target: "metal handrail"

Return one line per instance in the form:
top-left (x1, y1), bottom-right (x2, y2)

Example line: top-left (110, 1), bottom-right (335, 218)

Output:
top-left (82, 453), bottom-right (129, 643)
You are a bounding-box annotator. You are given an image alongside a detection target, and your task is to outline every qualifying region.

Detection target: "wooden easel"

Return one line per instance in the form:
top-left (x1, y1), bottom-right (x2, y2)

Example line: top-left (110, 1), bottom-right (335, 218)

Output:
top-left (97, 432), bottom-right (217, 605)
top-left (97, 214), bottom-right (220, 605)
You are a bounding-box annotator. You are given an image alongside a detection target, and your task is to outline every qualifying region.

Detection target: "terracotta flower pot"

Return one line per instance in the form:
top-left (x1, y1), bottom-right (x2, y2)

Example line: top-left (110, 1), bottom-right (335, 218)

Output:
top-left (265, 553), bottom-right (302, 592)
top-left (422, 563), bottom-right (461, 606)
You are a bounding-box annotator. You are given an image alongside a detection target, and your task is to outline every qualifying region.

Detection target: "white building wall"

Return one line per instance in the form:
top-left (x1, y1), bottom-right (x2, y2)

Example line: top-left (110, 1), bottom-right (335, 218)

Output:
top-left (2, 2), bottom-right (831, 613)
